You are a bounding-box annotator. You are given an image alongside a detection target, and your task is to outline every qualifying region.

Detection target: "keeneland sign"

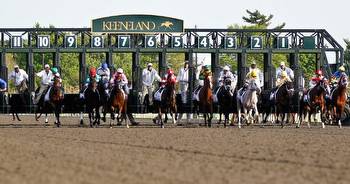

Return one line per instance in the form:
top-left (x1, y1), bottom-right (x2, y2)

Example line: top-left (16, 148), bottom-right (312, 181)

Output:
top-left (91, 14), bottom-right (184, 33)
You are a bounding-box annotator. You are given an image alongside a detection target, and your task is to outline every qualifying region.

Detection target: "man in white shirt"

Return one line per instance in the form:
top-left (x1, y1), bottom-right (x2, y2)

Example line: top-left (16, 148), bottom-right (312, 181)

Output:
top-left (141, 63), bottom-right (161, 106)
top-left (34, 64), bottom-right (53, 104)
top-left (9, 65), bottom-right (28, 93)
top-left (177, 61), bottom-right (189, 104)
top-left (276, 61), bottom-right (294, 81)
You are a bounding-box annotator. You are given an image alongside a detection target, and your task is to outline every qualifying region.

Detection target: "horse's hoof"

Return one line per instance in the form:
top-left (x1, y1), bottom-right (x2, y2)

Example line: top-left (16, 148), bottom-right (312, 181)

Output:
top-left (101, 117), bottom-right (106, 122)
top-left (131, 122), bottom-right (139, 126)
top-left (117, 123), bottom-right (122, 126)
top-left (152, 119), bottom-right (157, 124)
top-left (80, 120), bottom-right (83, 125)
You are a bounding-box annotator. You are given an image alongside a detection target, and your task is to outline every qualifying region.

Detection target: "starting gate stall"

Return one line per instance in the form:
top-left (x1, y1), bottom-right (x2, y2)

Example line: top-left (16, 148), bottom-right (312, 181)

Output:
top-left (0, 14), bottom-right (344, 114)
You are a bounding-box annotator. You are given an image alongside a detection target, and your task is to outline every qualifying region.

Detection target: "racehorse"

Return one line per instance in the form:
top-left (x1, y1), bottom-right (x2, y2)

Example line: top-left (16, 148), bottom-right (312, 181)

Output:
top-left (109, 79), bottom-right (129, 128)
top-left (197, 72), bottom-right (213, 127)
top-left (330, 75), bottom-right (348, 128)
top-left (237, 79), bottom-right (261, 128)
top-left (153, 80), bottom-right (177, 128)
top-left (273, 81), bottom-right (295, 127)
top-left (298, 79), bottom-right (327, 128)
top-left (9, 80), bottom-right (30, 121)
top-left (35, 77), bottom-right (64, 127)
top-left (98, 80), bottom-right (109, 122)
top-left (81, 78), bottom-right (101, 127)
top-left (217, 77), bottom-right (235, 127)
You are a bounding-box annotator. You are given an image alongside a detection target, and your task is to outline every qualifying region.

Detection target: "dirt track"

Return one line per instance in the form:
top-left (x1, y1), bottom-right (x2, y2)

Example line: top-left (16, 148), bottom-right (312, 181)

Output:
top-left (0, 115), bottom-right (349, 184)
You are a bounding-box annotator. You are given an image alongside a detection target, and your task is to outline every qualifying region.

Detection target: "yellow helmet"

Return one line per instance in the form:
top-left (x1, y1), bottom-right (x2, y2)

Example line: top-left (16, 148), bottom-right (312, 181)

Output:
top-left (339, 66), bottom-right (345, 72)
top-left (281, 71), bottom-right (287, 78)
top-left (250, 70), bottom-right (258, 78)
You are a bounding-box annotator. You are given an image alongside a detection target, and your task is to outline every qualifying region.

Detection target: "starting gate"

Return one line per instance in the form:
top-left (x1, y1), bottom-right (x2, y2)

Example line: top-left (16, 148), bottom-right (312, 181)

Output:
top-left (0, 15), bottom-right (344, 113)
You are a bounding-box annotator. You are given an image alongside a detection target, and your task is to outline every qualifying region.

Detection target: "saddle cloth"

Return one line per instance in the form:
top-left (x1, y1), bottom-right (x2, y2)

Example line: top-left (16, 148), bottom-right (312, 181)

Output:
top-left (154, 87), bottom-right (165, 101)
top-left (192, 87), bottom-right (202, 102)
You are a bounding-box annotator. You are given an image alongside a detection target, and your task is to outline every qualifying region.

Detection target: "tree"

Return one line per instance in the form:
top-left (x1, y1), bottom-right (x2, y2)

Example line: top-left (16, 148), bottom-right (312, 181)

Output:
top-left (242, 9), bottom-right (285, 29)
top-left (344, 39), bottom-right (350, 63)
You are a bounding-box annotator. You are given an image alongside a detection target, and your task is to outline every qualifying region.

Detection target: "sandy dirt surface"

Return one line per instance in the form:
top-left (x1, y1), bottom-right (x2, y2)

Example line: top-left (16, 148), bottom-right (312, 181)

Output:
top-left (0, 114), bottom-right (349, 184)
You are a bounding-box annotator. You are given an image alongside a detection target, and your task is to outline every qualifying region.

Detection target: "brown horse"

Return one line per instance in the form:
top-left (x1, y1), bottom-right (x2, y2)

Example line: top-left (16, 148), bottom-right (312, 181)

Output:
top-left (109, 79), bottom-right (128, 128)
top-left (81, 78), bottom-right (101, 127)
top-left (298, 80), bottom-right (327, 128)
top-left (198, 72), bottom-right (213, 127)
top-left (154, 80), bottom-right (177, 128)
top-left (274, 81), bottom-right (295, 127)
top-left (330, 75), bottom-right (348, 128)
top-left (35, 77), bottom-right (64, 127)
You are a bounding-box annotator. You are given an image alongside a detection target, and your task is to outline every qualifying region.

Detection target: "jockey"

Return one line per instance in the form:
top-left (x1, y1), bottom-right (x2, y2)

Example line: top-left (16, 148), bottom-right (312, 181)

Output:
top-left (34, 64), bottom-right (53, 104)
top-left (110, 68), bottom-right (129, 95)
top-left (248, 61), bottom-right (263, 88)
top-left (96, 62), bottom-right (110, 90)
top-left (331, 65), bottom-right (347, 86)
top-left (44, 67), bottom-right (62, 102)
top-left (276, 61), bottom-right (294, 80)
top-left (218, 65), bottom-right (237, 88)
top-left (0, 78), bottom-right (7, 92)
top-left (85, 67), bottom-right (101, 87)
top-left (9, 65), bottom-right (29, 93)
top-left (194, 65), bottom-right (210, 95)
top-left (309, 69), bottom-right (325, 89)
top-left (166, 68), bottom-right (177, 85)
top-left (270, 71), bottom-right (292, 100)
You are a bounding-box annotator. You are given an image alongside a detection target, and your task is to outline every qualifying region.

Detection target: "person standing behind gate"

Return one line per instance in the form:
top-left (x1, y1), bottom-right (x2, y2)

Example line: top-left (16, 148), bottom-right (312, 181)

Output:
top-left (141, 63), bottom-right (161, 106)
top-left (9, 65), bottom-right (28, 93)
top-left (177, 61), bottom-right (189, 104)
top-left (34, 64), bottom-right (53, 104)
top-left (276, 62), bottom-right (294, 81)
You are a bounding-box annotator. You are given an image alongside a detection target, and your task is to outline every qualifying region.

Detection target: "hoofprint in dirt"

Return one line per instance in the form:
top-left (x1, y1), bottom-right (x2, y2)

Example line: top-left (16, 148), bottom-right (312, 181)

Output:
top-left (0, 116), bottom-right (349, 184)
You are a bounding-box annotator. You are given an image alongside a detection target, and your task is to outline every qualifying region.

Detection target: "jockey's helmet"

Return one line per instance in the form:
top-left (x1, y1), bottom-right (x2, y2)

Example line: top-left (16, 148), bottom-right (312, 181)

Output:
top-left (51, 67), bottom-right (58, 74)
top-left (250, 70), bottom-right (258, 78)
top-left (102, 62), bottom-right (108, 70)
top-left (339, 65), bottom-right (345, 72)
top-left (89, 67), bottom-right (96, 77)
top-left (281, 71), bottom-right (288, 78)
top-left (117, 68), bottom-right (124, 74)
top-left (315, 69), bottom-right (323, 76)
top-left (223, 66), bottom-right (230, 71)
top-left (167, 69), bottom-right (174, 75)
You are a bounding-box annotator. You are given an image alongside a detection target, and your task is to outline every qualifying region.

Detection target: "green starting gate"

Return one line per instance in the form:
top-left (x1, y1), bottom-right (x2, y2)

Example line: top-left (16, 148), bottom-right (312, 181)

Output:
top-left (0, 15), bottom-right (344, 113)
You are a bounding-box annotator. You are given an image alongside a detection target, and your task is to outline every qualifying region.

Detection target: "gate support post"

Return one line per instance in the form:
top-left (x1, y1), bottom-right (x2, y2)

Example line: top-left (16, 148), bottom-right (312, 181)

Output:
top-left (211, 50), bottom-right (220, 89)
top-left (0, 51), bottom-right (6, 83)
top-left (186, 51), bottom-right (194, 113)
top-left (159, 50), bottom-right (167, 77)
top-left (263, 51), bottom-right (274, 90)
top-left (132, 50), bottom-right (141, 112)
top-left (27, 52), bottom-right (34, 112)
top-left (79, 52), bottom-right (86, 91)
top-left (237, 50), bottom-right (248, 88)
top-left (289, 51), bottom-right (301, 113)
top-left (106, 50), bottom-right (114, 74)
top-left (53, 51), bottom-right (61, 73)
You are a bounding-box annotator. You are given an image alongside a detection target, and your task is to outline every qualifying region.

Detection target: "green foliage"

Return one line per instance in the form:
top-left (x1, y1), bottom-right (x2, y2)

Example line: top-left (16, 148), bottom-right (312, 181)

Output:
top-left (242, 9), bottom-right (285, 29)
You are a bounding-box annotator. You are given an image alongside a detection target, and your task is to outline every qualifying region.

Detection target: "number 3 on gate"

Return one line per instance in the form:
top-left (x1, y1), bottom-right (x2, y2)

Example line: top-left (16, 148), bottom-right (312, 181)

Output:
top-left (250, 36), bottom-right (263, 49)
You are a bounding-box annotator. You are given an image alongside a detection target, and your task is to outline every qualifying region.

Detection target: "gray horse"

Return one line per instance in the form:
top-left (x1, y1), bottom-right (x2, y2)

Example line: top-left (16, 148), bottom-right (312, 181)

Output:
top-left (237, 79), bottom-right (261, 128)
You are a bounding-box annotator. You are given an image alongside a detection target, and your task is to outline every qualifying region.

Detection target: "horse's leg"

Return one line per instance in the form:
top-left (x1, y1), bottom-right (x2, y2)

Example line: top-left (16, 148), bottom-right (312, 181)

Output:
top-left (110, 107), bottom-right (115, 128)
top-left (45, 113), bottom-right (48, 124)
top-left (159, 108), bottom-right (164, 128)
top-left (337, 107), bottom-right (343, 128)
top-left (88, 110), bottom-right (93, 128)
top-left (307, 110), bottom-right (312, 128)
top-left (321, 105), bottom-right (326, 129)
top-left (237, 101), bottom-right (242, 129)
top-left (55, 109), bottom-right (60, 128)
top-left (96, 106), bottom-right (101, 126)
top-left (80, 111), bottom-right (84, 126)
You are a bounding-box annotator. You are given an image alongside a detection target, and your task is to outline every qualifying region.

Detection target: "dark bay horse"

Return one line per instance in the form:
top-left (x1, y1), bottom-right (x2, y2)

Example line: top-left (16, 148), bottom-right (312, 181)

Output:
top-left (109, 80), bottom-right (128, 128)
top-left (198, 73), bottom-right (213, 127)
top-left (35, 77), bottom-right (64, 127)
top-left (217, 78), bottom-right (235, 127)
top-left (154, 81), bottom-right (177, 128)
top-left (298, 80), bottom-right (327, 128)
top-left (330, 75), bottom-right (348, 128)
top-left (81, 78), bottom-right (101, 127)
top-left (9, 80), bottom-right (30, 121)
top-left (273, 81), bottom-right (294, 127)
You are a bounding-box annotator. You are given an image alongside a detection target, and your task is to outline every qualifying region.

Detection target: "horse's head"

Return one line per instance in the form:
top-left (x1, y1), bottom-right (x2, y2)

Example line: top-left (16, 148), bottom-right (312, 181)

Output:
top-left (247, 79), bottom-right (261, 94)
top-left (339, 75), bottom-right (348, 88)
top-left (204, 72), bottom-right (213, 89)
top-left (283, 81), bottom-right (295, 97)
top-left (89, 78), bottom-right (98, 91)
